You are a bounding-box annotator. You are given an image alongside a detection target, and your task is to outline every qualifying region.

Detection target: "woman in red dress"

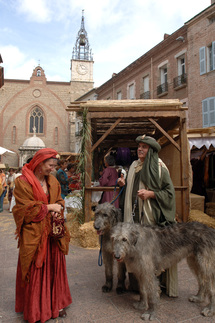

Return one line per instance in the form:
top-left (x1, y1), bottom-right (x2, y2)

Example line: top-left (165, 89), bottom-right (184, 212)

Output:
top-left (13, 148), bottom-right (72, 323)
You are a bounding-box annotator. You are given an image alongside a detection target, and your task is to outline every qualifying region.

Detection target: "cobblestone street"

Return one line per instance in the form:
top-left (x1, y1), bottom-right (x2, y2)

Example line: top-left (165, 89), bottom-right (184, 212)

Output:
top-left (0, 203), bottom-right (214, 323)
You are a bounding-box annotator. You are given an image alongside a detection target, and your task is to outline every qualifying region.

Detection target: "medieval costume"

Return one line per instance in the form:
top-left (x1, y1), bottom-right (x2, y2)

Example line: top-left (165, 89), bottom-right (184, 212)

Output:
top-left (99, 166), bottom-right (119, 208)
top-left (123, 135), bottom-right (178, 297)
top-left (13, 148), bottom-right (72, 323)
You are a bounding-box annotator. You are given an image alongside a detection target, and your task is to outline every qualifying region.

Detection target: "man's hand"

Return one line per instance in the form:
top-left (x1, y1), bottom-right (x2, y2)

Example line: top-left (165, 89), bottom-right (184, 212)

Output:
top-left (117, 174), bottom-right (125, 187)
top-left (137, 189), bottom-right (155, 200)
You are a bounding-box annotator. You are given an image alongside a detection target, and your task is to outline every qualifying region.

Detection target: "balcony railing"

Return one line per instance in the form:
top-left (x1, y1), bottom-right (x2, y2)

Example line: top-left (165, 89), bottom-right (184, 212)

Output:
top-left (173, 73), bottom-right (187, 88)
top-left (157, 82), bottom-right (168, 95)
top-left (140, 91), bottom-right (150, 99)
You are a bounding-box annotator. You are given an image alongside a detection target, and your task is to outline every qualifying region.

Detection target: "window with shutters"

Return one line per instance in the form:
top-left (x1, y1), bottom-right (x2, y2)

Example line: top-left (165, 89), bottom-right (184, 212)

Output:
top-left (157, 65), bottom-right (168, 95)
top-left (127, 83), bottom-right (135, 99)
top-left (140, 75), bottom-right (150, 99)
top-left (117, 91), bottom-right (122, 100)
top-left (202, 97), bottom-right (215, 127)
top-left (199, 41), bottom-right (215, 75)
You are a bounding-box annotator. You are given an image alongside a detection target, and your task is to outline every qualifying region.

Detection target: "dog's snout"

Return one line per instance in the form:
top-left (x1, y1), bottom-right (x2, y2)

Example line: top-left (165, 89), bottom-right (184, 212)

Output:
top-left (94, 222), bottom-right (100, 230)
top-left (113, 251), bottom-right (121, 260)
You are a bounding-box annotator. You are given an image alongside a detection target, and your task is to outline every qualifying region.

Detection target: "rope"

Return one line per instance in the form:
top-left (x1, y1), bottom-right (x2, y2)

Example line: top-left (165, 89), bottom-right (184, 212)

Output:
top-left (110, 180), bottom-right (124, 205)
top-left (131, 195), bottom-right (138, 223)
top-left (98, 235), bottom-right (103, 266)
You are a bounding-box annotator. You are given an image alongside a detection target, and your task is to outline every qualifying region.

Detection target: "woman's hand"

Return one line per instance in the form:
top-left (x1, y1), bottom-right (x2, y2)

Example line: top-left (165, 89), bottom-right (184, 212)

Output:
top-left (51, 211), bottom-right (59, 219)
top-left (117, 174), bottom-right (125, 187)
top-left (47, 203), bottom-right (62, 214)
top-left (137, 189), bottom-right (155, 200)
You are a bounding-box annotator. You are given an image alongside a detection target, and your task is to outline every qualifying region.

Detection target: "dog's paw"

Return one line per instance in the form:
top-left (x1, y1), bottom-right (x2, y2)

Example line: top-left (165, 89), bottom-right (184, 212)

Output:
top-left (116, 285), bottom-right (126, 294)
top-left (133, 301), bottom-right (147, 311)
top-left (141, 311), bottom-right (156, 321)
top-left (201, 306), bottom-right (214, 317)
top-left (116, 284), bottom-right (127, 295)
top-left (102, 285), bottom-right (112, 293)
top-left (189, 295), bottom-right (203, 303)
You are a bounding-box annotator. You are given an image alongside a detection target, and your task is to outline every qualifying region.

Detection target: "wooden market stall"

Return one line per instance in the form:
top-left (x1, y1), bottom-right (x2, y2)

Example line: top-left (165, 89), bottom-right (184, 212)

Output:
top-left (67, 99), bottom-right (190, 222)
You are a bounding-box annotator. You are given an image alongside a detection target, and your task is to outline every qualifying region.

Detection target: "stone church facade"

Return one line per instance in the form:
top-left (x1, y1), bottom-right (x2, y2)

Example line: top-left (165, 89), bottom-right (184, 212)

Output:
top-left (0, 11), bottom-right (94, 167)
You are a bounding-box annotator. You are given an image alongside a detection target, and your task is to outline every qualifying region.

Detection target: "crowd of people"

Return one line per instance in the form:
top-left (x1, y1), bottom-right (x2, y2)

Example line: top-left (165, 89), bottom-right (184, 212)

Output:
top-left (0, 134), bottom-right (179, 322)
top-left (0, 159), bottom-right (81, 213)
top-left (0, 167), bottom-right (22, 213)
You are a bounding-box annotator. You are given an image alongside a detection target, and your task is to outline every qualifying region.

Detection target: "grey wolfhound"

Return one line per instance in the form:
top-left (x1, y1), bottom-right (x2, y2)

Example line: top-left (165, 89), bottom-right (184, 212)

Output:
top-left (93, 202), bottom-right (126, 293)
top-left (111, 221), bottom-right (215, 321)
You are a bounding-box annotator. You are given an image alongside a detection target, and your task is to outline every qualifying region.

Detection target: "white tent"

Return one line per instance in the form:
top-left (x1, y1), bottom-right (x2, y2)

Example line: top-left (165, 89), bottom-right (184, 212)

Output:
top-left (188, 137), bottom-right (215, 149)
top-left (0, 146), bottom-right (15, 155)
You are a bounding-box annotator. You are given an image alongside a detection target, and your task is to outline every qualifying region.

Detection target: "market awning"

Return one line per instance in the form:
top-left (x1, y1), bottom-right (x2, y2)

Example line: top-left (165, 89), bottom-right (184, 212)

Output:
top-left (0, 146), bottom-right (15, 155)
top-left (188, 137), bottom-right (215, 149)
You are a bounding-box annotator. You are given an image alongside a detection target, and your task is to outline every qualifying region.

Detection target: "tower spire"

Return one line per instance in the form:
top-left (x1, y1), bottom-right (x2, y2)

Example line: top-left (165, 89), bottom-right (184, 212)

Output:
top-left (72, 10), bottom-right (93, 61)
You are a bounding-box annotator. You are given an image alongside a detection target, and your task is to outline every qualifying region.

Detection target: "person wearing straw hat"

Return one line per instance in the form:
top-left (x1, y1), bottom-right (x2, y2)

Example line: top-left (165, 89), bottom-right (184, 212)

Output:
top-left (118, 135), bottom-right (178, 297)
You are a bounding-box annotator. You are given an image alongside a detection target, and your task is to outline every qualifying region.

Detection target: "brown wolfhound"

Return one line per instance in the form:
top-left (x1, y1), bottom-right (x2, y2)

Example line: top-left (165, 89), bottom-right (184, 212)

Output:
top-left (111, 221), bottom-right (215, 321)
top-left (93, 202), bottom-right (126, 293)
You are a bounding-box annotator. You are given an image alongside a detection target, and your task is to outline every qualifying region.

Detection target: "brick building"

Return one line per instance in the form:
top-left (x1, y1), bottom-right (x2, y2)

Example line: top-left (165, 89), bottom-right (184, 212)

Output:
top-left (94, 2), bottom-right (215, 130)
top-left (0, 54), bottom-right (3, 89)
top-left (187, 3), bottom-right (215, 128)
top-left (0, 11), bottom-right (94, 167)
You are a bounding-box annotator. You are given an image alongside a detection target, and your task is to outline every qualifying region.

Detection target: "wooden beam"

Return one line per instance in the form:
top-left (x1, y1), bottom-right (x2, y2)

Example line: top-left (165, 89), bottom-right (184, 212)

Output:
top-left (89, 110), bottom-right (184, 119)
top-left (148, 118), bottom-right (181, 151)
top-left (84, 114), bottom-right (93, 222)
top-left (85, 186), bottom-right (120, 191)
top-left (91, 118), bottom-right (122, 152)
top-left (67, 99), bottom-right (184, 112)
top-left (179, 118), bottom-right (190, 222)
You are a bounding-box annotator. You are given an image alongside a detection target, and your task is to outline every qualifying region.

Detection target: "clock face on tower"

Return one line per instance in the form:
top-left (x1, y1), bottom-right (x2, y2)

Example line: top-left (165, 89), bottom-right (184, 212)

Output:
top-left (77, 63), bottom-right (88, 75)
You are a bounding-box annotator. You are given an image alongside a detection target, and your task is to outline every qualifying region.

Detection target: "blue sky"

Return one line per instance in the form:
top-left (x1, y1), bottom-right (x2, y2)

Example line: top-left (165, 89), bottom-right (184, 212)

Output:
top-left (0, 0), bottom-right (211, 87)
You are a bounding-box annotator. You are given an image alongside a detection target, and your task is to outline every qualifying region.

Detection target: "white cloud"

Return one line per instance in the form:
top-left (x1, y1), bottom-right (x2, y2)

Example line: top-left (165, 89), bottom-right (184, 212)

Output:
top-left (0, 0), bottom-right (211, 87)
top-left (15, 0), bottom-right (52, 23)
top-left (0, 45), bottom-right (37, 79)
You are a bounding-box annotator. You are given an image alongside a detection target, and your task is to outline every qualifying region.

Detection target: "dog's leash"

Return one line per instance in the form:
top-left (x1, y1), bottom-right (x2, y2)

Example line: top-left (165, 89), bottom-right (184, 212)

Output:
top-left (131, 195), bottom-right (138, 223)
top-left (98, 235), bottom-right (103, 266)
top-left (110, 180), bottom-right (124, 205)
top-left (98, 180), bottom-right (124, 267)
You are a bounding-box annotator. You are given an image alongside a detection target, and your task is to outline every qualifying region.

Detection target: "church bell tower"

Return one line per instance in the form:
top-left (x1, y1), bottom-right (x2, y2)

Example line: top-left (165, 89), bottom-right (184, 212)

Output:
top-left (71, 10), bottom-right (94, 82)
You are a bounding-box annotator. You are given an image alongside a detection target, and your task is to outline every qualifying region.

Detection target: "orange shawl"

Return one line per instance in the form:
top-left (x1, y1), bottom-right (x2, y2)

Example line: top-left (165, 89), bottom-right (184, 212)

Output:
top-left (13, 149), bottom-right (70, 281)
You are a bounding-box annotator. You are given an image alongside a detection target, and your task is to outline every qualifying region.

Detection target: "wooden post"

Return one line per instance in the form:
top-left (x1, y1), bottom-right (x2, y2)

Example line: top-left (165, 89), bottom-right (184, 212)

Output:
top-left (179, 115), bottom-right (190, 222)
top-left (84, 113), bottom-right (92, 222)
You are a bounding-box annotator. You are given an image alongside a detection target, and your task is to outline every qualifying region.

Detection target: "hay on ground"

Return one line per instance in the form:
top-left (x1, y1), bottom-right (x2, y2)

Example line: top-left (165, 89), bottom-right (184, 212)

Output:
top-left (66, 209), bottom-right (99, 248)
top-left (78, 221), bottom-right (99, 248)
top-left (188, 209), bottom-right (215, 229)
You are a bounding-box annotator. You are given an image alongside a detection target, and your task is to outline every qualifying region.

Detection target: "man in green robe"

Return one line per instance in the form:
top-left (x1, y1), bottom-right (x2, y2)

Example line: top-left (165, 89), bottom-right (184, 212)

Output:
top-left (118, 135), bottom-right (178, 297)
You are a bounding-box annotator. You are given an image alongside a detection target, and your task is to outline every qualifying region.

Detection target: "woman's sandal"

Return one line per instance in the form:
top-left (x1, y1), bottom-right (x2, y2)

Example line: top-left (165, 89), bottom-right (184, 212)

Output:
top-left (59, 309), bottom-right (67, 318)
